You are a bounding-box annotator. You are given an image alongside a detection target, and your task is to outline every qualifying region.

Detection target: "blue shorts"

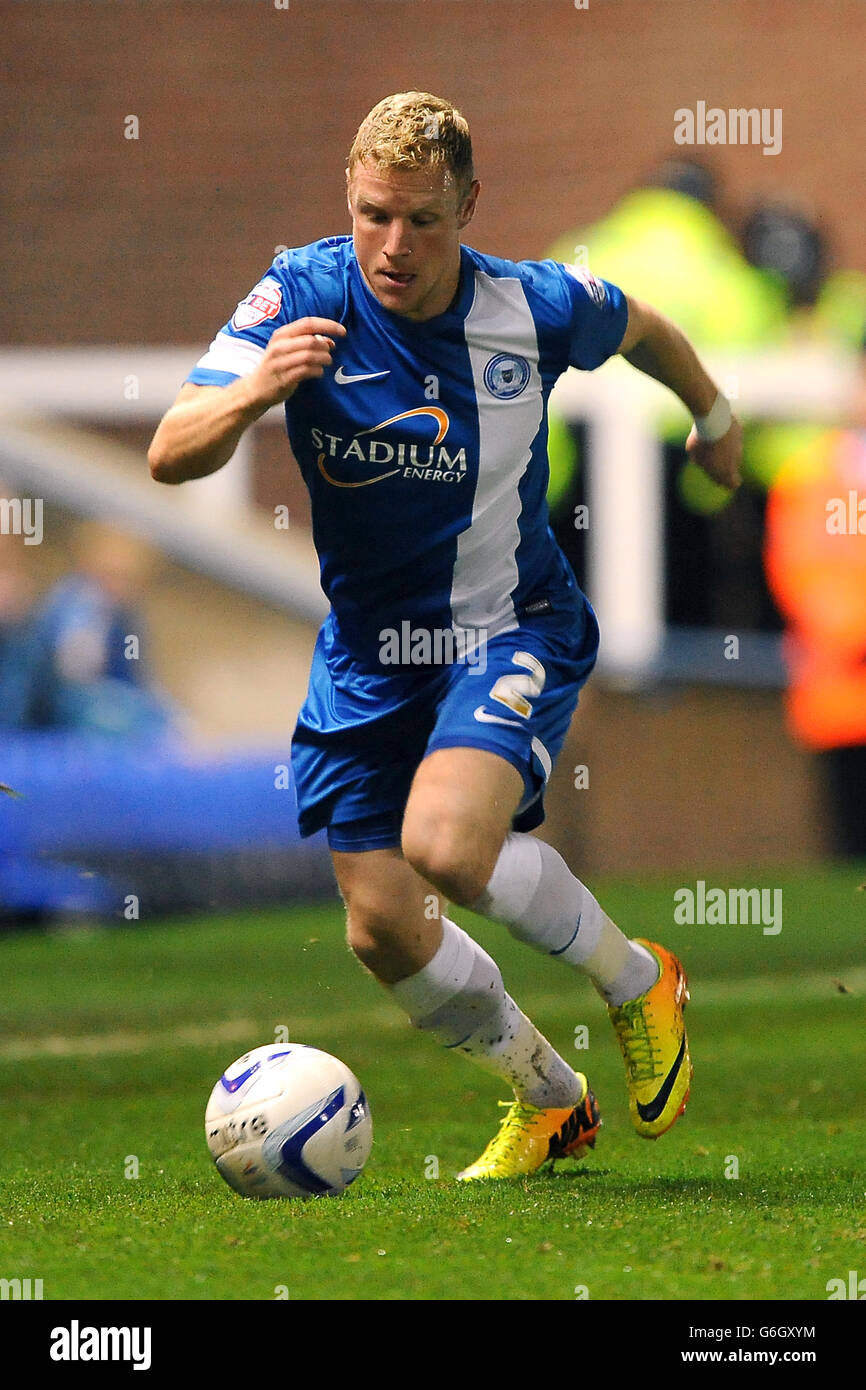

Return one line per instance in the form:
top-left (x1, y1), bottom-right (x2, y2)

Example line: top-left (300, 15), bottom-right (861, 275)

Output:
top-left (290, 595), bottom-right (599, 852)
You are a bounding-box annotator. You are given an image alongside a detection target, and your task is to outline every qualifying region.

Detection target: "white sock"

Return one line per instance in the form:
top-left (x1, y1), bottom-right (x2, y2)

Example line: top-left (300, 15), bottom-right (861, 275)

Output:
top-left (389, 916), bottom-right (582, 1109)
top-left (473, 833), bottom-right (659, 1007)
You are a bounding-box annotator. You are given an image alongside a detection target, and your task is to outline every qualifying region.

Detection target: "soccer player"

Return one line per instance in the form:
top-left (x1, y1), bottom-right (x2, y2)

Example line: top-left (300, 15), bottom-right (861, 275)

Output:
top-left (149, 93), bottom-right (742, 1180)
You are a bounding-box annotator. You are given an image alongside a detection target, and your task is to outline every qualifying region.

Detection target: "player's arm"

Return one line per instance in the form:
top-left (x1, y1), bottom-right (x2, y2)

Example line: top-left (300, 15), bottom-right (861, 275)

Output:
top-left (617, 294), bottom-right (742, 489)
top-left (148, 316), bottom-right (347, 485)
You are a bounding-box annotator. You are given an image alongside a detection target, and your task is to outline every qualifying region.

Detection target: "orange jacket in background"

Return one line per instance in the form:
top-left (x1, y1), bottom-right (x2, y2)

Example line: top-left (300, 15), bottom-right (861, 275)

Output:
top-left (765, 430), bottom-right (866, 750)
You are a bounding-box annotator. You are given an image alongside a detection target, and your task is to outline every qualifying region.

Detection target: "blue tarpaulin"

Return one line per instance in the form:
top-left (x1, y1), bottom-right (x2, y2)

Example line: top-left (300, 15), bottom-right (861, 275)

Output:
top-left (0, 734), bottom-right (331, 917)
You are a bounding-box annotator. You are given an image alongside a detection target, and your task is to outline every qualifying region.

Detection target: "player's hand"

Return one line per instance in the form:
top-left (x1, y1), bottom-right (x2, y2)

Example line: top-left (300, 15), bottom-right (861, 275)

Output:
top-left (245, 317), bottom-right (347, 409)
top-left (685, 414), bottom-right (743, 491)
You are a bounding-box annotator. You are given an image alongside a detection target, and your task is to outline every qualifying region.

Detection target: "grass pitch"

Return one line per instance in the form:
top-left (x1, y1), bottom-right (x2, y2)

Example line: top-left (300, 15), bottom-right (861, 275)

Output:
top-left (1, 862), bottom-right (864, 1302)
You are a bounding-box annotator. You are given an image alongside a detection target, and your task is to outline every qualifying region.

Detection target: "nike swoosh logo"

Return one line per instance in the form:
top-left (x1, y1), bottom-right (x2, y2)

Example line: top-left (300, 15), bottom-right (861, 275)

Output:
top-left (636, 1035), bottom-right (687, 1123)
top-left (550, 912), bottom-right (582, 956)
top-left (473, 705), bottom-right (524, 728)
top-left (334, 367), bottom-right (390, 385)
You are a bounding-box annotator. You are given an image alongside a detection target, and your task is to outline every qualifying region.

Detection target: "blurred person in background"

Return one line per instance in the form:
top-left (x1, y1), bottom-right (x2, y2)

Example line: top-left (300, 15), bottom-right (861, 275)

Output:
top-left (750, 204), bottom-right (866, 858)
top-left (0, 521), bottom-right (177, 740)
top-left (0, 527), bottom-right (40, 729)
top-left (545, 158), bottom-right (788, 627)
top-left (741, 201), bottom-right (866, 489)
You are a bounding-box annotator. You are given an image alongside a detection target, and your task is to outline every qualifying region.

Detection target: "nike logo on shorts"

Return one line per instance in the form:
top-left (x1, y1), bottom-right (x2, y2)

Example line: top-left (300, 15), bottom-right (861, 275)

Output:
top-left (473, 705), bottom-right (524, 728)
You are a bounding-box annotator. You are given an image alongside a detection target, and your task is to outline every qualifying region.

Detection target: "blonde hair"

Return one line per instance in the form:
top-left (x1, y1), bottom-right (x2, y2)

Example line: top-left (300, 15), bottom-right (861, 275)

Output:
top-left (347, 91), bottom-right (474, 196)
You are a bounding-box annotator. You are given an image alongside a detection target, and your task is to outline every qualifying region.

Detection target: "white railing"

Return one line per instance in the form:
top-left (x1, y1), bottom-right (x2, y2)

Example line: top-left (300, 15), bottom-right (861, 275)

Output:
top-left (0, 346), bottom-right (856, 670)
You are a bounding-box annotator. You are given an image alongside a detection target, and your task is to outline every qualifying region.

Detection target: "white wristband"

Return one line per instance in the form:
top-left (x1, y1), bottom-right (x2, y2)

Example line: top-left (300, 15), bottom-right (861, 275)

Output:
top-left (694, 392), bottom-right (732, 443)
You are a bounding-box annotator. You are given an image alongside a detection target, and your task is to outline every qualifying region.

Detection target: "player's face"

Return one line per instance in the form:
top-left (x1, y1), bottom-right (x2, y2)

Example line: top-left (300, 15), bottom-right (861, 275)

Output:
top-left (347, 161), bottom-right (479, 322)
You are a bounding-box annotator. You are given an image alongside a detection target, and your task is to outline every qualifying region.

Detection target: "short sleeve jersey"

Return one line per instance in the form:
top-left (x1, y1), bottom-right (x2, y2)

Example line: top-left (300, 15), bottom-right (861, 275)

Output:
top-left (187, 236), bottom-right (627, 667)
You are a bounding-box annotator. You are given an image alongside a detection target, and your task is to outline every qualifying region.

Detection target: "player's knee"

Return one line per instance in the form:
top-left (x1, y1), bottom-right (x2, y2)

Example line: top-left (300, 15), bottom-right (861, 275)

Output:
top-left (401, 818), bottom-right (496, 906)
top-left (343, 891), bottom-right (403, 964)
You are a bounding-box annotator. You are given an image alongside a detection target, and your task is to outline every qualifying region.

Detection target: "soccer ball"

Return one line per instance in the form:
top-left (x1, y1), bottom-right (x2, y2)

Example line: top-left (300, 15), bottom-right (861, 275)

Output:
top-left (205, 1043), bottom-right (373, 1199)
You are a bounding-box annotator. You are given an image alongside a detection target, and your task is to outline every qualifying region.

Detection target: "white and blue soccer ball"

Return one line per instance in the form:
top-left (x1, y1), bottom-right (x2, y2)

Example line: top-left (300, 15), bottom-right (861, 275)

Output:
top-left (205, 1044), bottom-right (373, 1199)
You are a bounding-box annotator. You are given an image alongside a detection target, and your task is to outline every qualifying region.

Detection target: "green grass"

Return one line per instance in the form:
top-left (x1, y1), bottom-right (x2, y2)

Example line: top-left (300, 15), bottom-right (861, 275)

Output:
top-left (1, 862), bottom-right (865, 1301)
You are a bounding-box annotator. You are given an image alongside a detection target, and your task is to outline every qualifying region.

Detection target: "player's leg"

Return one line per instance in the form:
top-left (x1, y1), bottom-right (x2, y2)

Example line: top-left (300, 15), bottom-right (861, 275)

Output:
top-left (403, 743), bottom-right (657, 1015)
top-left (332, 838), bottom-right (588, 1109)
top-left (397, 745), bottom-right (524, 906)
top-left (332, 844), bottom-right (443, 985)
top-left (401, 700), bottom-right (660, 1012)
top-left (291, 636), bottom-right (593, 1154)
top-left (291, 621), bottom-right (596, 1172)
top-left (404, 747), bottom-right (690, 1140)
top-left (468, 826), bottom-right (691, 1140)
top-left (332, 838), bottom-right (600, 1178)
top-left (400, 614), bottom-right (691, 1140)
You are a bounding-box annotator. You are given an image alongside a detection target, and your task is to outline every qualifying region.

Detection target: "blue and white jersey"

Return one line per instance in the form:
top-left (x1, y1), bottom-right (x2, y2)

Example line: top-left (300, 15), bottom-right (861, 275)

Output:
top-left (187, 236), bottom-right (627, 669)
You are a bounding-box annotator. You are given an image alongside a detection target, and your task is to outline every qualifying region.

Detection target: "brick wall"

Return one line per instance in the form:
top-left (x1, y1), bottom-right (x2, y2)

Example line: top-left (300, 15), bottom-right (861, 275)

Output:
top-left (4, 0), bottom-right (865, 346)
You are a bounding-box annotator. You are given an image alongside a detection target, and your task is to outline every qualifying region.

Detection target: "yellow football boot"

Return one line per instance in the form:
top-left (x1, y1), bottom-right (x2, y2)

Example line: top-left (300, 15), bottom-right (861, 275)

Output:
top-left (608, 939), bottom-right (692, 1139)
top-left (456, 1077), bottom-right (601, 1181)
